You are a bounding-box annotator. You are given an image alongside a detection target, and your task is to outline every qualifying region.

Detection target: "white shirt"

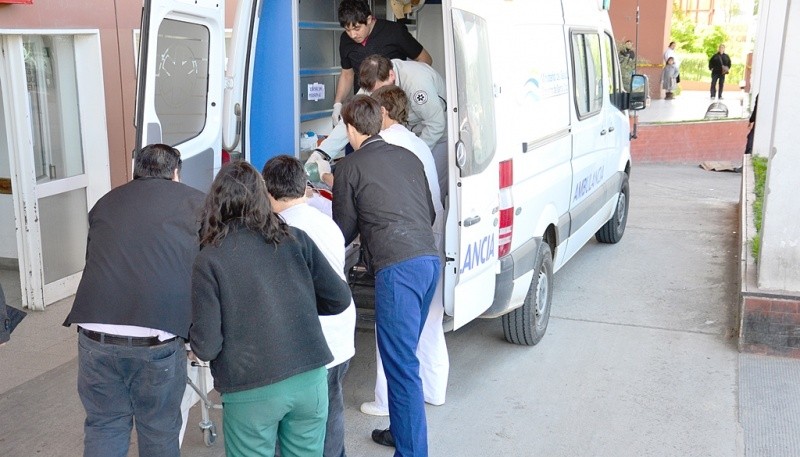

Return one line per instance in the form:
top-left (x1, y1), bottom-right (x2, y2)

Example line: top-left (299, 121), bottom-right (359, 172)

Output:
top-left (664, 47), bottom-right (680, 68)
top-left (279, 203), bottom-right (356, 368)
top-left (77, 323), bottom-right (175, 341)
top-left (380, 123), bottom-right (445, 248)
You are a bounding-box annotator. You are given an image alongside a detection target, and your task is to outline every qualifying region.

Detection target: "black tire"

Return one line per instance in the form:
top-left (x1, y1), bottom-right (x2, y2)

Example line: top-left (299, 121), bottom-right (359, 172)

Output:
top-left (595, 174), bottom-right (630, 244)
top-left (501, 241), bottom-right (553, 346)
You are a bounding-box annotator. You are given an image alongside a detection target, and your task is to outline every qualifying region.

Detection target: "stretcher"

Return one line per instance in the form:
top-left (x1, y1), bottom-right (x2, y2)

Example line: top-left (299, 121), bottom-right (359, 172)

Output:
top-left (184, 359), bottom-right (222, 447)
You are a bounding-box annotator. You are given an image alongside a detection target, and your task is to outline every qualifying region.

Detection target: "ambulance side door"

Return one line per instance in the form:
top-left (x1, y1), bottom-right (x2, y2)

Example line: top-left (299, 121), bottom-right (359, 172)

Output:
top-left (444, 7), bottom-right (500, 330)
top-left (134, 0), bottom-right (225, 191)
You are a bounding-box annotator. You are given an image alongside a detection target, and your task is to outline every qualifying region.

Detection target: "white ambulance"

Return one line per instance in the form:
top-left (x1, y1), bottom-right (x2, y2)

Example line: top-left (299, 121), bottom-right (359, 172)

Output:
top-left (134, 0), bottom-right (647, 345)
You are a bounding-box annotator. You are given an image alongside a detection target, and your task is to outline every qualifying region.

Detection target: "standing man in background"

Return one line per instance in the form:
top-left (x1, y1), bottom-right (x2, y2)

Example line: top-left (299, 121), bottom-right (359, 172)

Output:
top-left (63, 144), bottom-right (204, 457)
top-left (620, 39), bottom-right (635, 60)
top-left (709, 44), bottom-right (732, 100)
top-left (331, 0), bottom-right (432, 127)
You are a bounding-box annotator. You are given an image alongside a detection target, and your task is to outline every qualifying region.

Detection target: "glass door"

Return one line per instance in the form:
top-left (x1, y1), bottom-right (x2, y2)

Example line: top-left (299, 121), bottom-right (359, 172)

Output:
top-left (0, 33), bottom-right (110, 310)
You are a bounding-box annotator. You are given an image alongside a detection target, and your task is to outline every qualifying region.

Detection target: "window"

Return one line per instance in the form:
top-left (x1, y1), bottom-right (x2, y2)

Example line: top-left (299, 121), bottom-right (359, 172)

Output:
top-left (154, 19), bottom-right (210, 146)
top-left (571, 32), bottom-right (603, 118)
top-left (23, 35), bottom-right (85, 182)
top-left (603, 32), bottom-right (620, 99)
top-left (452, 9), bottom-right (496, 177)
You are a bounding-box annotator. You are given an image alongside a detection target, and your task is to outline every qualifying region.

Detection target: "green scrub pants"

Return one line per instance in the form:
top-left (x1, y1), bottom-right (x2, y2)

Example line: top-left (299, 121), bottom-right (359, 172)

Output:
top-left (221, 367), bottom-right (328, 457)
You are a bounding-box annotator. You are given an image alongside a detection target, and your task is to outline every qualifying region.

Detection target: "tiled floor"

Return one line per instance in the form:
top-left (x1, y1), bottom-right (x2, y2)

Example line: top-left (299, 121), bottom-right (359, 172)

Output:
top-left (1, 267), bottom-right (77, 394)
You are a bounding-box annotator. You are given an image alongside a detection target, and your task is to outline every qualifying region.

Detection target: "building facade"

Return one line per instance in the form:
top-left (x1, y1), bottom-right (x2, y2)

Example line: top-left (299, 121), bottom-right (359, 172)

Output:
top-left (0, 0), bottom-right (235, 309)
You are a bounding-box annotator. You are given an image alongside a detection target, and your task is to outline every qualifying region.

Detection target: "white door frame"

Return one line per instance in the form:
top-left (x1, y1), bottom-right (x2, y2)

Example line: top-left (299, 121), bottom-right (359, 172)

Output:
top-left (0, 31), bottom-right (111, 310)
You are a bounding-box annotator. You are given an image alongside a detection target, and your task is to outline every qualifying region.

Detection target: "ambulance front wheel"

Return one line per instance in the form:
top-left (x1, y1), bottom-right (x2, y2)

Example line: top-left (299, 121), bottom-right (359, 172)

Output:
top-left (501, 241), bottom-right (553, 346)
top-left (595, 174), bottom-right (629, 244)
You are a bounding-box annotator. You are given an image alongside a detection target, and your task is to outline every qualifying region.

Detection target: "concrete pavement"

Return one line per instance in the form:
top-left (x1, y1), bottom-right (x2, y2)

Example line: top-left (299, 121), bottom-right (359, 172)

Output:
top-left (1, 164), bottom-right (799, 456)
top-left (637, 90), bottom-right (752, 124)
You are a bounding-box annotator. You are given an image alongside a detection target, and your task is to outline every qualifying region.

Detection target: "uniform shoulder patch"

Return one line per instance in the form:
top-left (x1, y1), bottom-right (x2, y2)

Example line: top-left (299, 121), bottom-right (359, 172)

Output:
top-left (413, 90), bottom-right (428, 105)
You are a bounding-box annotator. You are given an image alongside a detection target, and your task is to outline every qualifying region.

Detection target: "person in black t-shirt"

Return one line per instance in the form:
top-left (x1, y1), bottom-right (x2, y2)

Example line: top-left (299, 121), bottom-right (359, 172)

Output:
top-left (332, 0), bottom-right (432, 127)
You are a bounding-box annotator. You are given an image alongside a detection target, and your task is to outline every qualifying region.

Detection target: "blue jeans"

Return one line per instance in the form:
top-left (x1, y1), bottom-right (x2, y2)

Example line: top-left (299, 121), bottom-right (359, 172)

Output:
top-left (375, 255), bottom-right (439, 457)
top-left (324, 359), bottom-right (350, 457)
top-left (711, 73), bottom-right (726, 98)
top-left (77, 332), bottom-right (186, 457)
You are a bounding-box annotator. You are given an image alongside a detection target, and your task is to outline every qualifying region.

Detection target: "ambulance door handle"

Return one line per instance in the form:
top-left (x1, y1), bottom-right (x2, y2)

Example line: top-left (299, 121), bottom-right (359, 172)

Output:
top-left (600, 129), bottom-right (607, 135)
top-left (463, 215), bottom-right (481, 227)
top-left (608, 126), bottom-right (615, 132)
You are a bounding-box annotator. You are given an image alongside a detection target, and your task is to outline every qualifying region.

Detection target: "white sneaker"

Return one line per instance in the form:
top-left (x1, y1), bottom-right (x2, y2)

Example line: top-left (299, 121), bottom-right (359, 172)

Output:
top-left (360, 401), bottom-right (389, 416)
top-left (425, 398), bottom-right (445, 407)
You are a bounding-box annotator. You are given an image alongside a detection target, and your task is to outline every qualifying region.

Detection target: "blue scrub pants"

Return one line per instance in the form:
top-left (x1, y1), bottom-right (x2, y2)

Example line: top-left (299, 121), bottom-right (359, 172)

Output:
top-left (374, 255), bottom-right (439, 457)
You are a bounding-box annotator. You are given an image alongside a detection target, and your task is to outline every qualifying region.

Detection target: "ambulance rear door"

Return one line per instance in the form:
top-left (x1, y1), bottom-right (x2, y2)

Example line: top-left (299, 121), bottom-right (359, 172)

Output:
top-left (443, 5), bottom-right (500, 330)
top-left (134, 0), bottom-right (225, 191)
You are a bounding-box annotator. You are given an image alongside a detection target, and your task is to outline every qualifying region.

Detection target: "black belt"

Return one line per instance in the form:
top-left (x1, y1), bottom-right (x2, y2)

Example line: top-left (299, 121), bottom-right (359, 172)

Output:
top-left (79, 328), bottom-right (178, 347)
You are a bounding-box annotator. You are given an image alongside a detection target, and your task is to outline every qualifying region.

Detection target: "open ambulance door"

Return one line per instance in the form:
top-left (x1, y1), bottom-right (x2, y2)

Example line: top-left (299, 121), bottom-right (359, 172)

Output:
top-left (443, 5), bottom-right (500, 330)
top-left (134, 0), bottom-right (225, 192)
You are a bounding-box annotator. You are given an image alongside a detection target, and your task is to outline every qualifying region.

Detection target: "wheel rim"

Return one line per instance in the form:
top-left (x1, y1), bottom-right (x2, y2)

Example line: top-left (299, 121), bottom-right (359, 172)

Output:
top-left (615, 192), bottom-right (627, 231)
top-left (535, 269), bottom-right (549, 324)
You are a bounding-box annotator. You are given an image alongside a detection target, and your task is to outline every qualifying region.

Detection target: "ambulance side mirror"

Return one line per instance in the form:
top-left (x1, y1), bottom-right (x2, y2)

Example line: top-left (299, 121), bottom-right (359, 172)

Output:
top-left (629, 74), bottom-right (648, 111)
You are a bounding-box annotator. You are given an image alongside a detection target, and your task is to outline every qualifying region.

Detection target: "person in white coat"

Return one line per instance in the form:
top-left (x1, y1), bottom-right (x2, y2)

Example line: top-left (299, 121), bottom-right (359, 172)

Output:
top-left (357, 84), bottom-right (449, 416)
top-left (307, 55), bottom-right (448, 203)
top-left (262, 155), bottom-right (357, 457)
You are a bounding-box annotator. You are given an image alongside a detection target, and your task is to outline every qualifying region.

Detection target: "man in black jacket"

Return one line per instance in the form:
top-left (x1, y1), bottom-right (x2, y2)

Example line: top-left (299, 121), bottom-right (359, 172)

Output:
top-left (63, 144), bottom-right (204, 457)
top-left (709, 44), bottom-right (732, 100)
top-left (332, 95), bottom-right (439, 456)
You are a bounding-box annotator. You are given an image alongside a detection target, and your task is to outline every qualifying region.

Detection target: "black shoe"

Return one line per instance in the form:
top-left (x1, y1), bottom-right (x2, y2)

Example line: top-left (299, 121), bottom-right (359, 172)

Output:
top-left (371, 428), bottom-right (395, 447)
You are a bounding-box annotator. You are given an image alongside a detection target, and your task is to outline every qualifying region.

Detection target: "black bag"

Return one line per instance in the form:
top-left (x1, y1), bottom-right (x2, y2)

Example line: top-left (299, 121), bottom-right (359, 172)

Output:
top-left (676, 73), bottom-right (681, 83)
top-left (745, 128), bottom-right (754, 155)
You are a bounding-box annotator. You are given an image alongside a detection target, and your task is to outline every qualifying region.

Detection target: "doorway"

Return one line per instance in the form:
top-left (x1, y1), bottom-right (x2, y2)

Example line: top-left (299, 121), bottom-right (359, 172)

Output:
top-left (0, 33), bottom-right (110, 310)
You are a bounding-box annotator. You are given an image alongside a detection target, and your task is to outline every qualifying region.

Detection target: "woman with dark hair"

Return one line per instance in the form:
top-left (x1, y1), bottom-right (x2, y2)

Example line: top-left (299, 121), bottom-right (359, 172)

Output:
top-left (189, 161), bottom-right (352, 457)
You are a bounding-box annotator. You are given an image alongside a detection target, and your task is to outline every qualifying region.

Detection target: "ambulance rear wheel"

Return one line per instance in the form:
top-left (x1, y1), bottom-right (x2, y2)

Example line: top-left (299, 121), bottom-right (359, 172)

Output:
top-left (502, 241), bottom-right (553, 346)
top-left (595, 174), bottom-right (629, 244)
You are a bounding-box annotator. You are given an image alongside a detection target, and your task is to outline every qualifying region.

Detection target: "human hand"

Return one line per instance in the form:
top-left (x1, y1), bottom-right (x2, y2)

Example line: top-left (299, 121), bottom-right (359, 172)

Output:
top-left (316, 158), bottom-right (331, 177)
top-left (332, 102), bottom-right (343, 127)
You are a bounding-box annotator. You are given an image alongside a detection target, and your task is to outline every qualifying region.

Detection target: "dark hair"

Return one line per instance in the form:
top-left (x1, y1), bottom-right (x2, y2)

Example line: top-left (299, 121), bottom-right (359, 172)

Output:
top-left (133, 143), bottom-right (182, 179)
top-left (371, 85), bottom-right (408, 125)
top-left (338, 0), bottom-right (371, 27)
top-left (669, 41), bottom-right (676, 47)
top-left (199, 160), bottom-right (289, 247)
top-left (262, 155), bottom-right (307, 200)
top-left (359, 54), bottom-right (393, 91)
top-left (341, 95), bottom-right (382, 136)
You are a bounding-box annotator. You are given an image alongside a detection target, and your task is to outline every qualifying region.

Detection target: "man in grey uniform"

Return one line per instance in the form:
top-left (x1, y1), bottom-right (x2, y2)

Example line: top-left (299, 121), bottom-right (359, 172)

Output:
top-left (307, 55), bottom-right (447, 199)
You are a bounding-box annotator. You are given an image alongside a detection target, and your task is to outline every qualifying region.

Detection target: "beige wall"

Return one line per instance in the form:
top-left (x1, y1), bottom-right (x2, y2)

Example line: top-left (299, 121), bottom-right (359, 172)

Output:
top-left (0, 0), bottom-right (239, 188)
